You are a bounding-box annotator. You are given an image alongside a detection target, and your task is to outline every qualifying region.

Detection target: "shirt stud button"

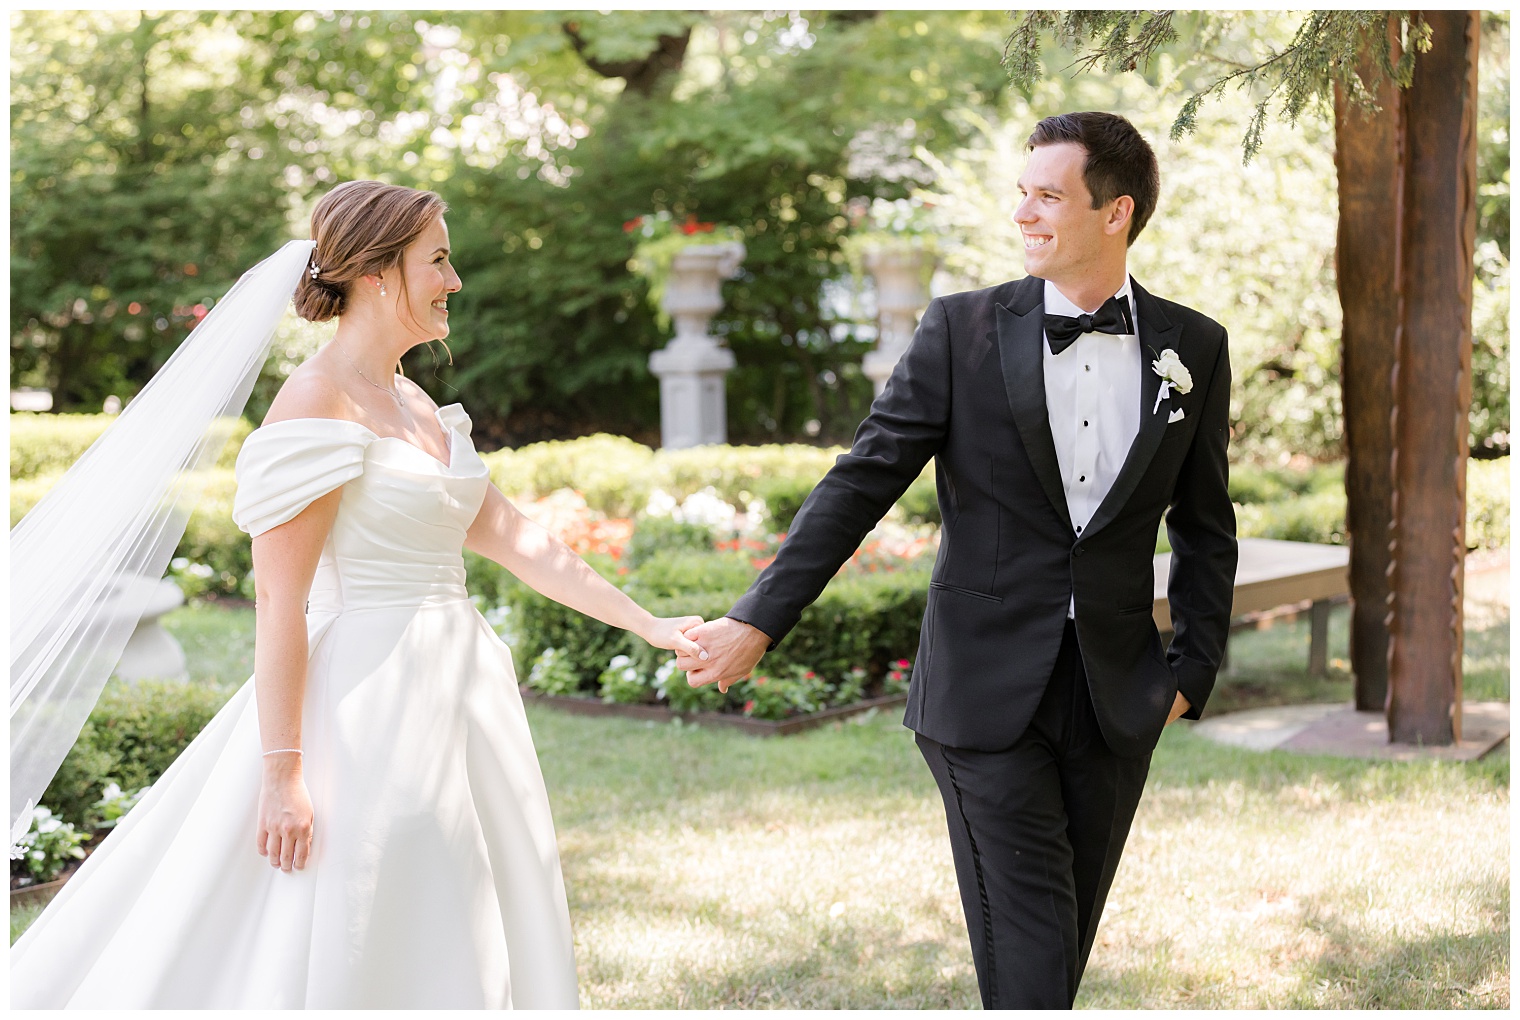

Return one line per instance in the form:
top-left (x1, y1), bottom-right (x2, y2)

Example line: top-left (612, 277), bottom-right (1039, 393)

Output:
top-left (1079, 475), bottom-right (1086, 482)
top-left (1083, 420), bottom-right (1089, 427)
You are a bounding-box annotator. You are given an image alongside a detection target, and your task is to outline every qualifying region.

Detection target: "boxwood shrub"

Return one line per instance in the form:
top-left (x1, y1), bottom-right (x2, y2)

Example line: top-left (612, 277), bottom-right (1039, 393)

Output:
top-left (14, 418), bottom-right (1507, 605)
top-left (482, 541), bottom-right (930, 712)
top-left (10, 412), bottom-right (250, 481)
top-left (42, 678), bottom-right (235, 828)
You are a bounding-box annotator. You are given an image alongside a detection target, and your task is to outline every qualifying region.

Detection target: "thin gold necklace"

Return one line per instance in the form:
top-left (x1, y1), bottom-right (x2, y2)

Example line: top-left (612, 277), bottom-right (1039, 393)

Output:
top-left (334, 340), bottom-right (403, 409)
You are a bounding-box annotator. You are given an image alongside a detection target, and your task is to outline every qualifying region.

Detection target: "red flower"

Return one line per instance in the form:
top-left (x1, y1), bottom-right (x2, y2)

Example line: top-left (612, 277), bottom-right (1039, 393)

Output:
top-left (895, 659), bottom-right (910, 668)
top-left (805, 671), bottom-right (816, 679)
top-left (623, 218), bottom-right (643, 233)
top-left (756, 677), bottom-right (768, 686)
top-left (617, 566), bottom-right (629, 575)
top-left (744, 700), bottom-right (756, 713)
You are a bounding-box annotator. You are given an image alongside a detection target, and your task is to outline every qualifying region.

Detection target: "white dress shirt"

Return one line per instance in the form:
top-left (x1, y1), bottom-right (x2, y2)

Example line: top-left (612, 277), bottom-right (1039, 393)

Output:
top-left (1042, 277), bottom-right (1141, 615)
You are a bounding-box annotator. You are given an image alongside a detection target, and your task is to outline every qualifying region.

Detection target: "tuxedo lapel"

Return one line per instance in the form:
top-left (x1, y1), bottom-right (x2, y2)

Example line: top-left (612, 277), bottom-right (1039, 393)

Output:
top-left (994, 279), bottom-right (1074, 534)
top-left (1079, 279), bottom-right (1180, 541)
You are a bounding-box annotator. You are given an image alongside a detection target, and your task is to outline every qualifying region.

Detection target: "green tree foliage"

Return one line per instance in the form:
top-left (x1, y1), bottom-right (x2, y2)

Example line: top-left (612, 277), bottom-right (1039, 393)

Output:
top-left (1005, 10), bottom-right (1429, 162)
top-left (10, 10), bottom-right (1009, 443)
top-left (9, 11), bottom-right (427, 411)
top-left (427, 11), bottom-right (1009, 443)
top-left (13, 10), bottom-right (1503, 453)
top-left (11, 12), bottom-right (288, 408)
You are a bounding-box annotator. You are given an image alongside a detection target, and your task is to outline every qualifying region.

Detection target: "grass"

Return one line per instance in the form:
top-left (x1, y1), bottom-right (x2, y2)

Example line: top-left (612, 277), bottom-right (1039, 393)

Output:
top-left (14, 570), bottom-right (1509, 1007)
top-left (161, 598), bottom-right (256, 686)
top-left (531, 707), bottom-right (1507, 1009)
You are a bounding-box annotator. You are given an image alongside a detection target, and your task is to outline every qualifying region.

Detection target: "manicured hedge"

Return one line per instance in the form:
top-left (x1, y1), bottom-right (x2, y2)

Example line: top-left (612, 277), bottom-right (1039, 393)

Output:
top-left (42, 678), bottom-right (234, 828)
top-left (11, 417), bottom-right (1508, 606)
top-left (10, 412), bottom-right (250, 481)
top-left (1229, 458), bottom-right (1508, 552)
top-left (467, 544), bottom-right (929, 715)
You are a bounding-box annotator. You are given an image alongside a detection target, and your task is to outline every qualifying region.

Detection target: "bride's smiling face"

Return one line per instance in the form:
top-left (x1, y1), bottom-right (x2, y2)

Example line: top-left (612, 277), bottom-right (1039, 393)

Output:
top-left (381, 215), bottom-right (460, 341)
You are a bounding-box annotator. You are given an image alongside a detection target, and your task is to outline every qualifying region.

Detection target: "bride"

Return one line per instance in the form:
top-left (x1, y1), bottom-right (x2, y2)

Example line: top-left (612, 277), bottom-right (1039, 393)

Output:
top-left (11, 181), bottom-right (706, 1008)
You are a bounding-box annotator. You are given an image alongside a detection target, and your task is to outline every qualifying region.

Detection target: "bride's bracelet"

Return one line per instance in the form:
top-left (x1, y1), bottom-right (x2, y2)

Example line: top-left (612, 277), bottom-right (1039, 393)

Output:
top-left (262, 748), bottom-right (303, 757)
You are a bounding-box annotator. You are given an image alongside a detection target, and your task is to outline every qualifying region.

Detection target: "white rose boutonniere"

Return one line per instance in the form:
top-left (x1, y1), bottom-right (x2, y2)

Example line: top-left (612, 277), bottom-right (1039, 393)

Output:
top-left (1151, 348), bottom-right (1193, 413)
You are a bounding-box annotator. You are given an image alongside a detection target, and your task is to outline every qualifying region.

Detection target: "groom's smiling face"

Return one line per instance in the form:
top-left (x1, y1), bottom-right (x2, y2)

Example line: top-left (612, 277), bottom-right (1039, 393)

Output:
top-left (1014, 142), bottom-right (1128, 287)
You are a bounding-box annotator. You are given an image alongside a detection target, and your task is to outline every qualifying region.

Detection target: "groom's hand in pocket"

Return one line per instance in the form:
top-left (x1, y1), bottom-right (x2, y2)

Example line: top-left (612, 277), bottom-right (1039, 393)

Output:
top-left (677, 618), bottom-right (771, 692)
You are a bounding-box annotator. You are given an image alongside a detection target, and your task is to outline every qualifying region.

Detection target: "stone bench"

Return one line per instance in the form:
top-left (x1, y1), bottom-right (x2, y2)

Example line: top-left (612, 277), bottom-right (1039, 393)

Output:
top-left (1151, 537), bottom-right (1350, 676)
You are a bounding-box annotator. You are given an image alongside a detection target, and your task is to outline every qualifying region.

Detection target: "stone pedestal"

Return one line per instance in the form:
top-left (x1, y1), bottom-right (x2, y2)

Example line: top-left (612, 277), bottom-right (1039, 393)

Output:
top-left (107, 576), bottom-right (188, 683)
top-left (861, 247), bottom-right (933, 396)
top-left (648, 242), bottom-right (745, 449)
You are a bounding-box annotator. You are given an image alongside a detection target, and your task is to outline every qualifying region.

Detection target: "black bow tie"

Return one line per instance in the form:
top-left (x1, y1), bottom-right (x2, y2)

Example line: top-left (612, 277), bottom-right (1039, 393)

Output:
top-left (1043, 294), bottom-right (1134, 355)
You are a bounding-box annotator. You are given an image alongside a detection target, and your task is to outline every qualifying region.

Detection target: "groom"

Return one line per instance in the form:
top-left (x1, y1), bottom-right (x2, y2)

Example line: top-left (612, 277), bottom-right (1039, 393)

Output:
top-left (679, 112), bottom-right (1236, 1007)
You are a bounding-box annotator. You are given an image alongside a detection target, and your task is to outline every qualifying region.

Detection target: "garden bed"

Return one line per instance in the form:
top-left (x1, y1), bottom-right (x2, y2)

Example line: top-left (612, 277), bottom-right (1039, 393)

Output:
top-left (521, 687), bottom-right (908, 736)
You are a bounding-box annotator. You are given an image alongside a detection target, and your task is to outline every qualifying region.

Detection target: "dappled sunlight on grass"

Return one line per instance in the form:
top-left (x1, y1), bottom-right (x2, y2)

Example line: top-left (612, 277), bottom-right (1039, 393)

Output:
top-left (20, 583), bottom-right (1505, 1006)
top-left (1082, 728), bottom-right (1509, 1008)
top-left (530, 702), bottom-right (1508, 1009)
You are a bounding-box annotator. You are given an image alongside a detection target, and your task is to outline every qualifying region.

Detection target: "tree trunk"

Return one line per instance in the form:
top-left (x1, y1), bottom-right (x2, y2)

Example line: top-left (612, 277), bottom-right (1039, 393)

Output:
top-left (1385, 9), bottom-right (1478, 744)
top-left (1334, 17), bottom-right (1402, 712)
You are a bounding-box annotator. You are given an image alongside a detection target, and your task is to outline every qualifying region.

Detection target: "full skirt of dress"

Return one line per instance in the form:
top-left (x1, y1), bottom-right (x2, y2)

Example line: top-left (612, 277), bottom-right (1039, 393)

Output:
top-left (11, 599), bottom-right (579, 1009)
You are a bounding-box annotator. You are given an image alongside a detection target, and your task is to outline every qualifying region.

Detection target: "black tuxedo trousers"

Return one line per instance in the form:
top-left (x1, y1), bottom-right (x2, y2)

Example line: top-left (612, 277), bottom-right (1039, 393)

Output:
top-left (728, 275), bottom-right (1237, 1005)
top-left (919, 621), bottom-right (1150, 1008)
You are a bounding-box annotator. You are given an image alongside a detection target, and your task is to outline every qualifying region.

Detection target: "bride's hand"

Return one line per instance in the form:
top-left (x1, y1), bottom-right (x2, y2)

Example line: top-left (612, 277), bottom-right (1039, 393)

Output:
top-left (257, 754), bottom-right (314, 873)
top-left (641, 615), bottom-right (708, 660)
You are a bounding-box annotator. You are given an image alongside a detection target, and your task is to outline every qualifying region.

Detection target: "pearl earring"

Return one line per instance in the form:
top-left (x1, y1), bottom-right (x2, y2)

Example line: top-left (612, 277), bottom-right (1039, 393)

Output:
top-left (378, 282), bottom-right (387, 297)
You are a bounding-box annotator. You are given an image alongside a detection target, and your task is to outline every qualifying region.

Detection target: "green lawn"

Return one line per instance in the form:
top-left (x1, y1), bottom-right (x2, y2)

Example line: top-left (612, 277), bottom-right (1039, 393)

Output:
top-left (15, 575), bottom-right (1509, 1008)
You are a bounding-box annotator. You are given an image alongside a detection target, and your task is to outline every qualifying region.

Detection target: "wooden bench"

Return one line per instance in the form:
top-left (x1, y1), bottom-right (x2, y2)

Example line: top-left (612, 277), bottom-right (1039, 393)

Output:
top-left (1152, 537), bottom-right (1350, 676)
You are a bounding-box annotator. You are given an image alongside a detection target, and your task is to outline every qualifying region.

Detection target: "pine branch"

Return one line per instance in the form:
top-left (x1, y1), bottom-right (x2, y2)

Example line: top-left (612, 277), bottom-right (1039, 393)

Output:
top-left (1005, 10), bottom-right (1434, 163)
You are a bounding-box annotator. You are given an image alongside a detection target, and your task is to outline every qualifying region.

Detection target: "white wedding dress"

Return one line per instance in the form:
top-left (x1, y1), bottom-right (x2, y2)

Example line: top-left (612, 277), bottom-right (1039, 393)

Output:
top-left (11, 405), bottom-right (579, 1009)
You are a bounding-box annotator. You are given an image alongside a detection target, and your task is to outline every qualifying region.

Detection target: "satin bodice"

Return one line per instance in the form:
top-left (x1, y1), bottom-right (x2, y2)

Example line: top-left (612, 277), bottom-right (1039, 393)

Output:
top-left (232, 404), bottom-right (491, 612)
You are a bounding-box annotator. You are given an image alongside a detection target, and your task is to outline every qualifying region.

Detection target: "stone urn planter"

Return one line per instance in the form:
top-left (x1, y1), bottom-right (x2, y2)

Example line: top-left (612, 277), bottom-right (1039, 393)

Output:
top-left (647, 241), bottom-right (746, 449)
top-left (861, 247), bottom-right (934, 396)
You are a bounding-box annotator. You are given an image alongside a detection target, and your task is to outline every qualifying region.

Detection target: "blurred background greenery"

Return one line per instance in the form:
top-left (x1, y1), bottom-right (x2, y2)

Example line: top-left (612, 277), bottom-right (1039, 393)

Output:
top-left (9, 10), bottom-right (1508, 459)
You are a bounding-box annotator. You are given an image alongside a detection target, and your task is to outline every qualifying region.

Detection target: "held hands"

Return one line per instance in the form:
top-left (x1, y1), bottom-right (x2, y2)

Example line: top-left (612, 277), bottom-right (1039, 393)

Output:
top-left (676, 617), bottom-right (771, 693)
top-left (257, 754), bottom-right (314, 872)
top-left (641, 615), bottom-right (708, 659)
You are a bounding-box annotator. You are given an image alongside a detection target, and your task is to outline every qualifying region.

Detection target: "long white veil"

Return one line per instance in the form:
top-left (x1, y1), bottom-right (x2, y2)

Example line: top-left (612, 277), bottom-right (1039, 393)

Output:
top-left (10, 239), bottom-right (316, 840)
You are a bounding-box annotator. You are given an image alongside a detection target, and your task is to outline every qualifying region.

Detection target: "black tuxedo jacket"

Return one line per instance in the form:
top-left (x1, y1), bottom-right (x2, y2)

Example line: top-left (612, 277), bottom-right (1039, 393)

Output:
top-left (729, 275), bottom-right (1238, 758)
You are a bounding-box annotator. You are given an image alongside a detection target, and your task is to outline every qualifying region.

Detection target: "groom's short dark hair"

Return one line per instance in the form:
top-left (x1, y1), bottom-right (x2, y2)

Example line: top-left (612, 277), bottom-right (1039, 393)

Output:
top-left (1028, 112), bottom-right (1159, 246)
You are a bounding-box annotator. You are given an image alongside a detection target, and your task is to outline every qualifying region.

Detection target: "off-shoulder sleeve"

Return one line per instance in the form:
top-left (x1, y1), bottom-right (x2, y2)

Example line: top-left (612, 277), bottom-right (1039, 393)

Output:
top-left (232, 419), bottom-right (376, 538)
top-left (436, 402), bottom-right (472, 437)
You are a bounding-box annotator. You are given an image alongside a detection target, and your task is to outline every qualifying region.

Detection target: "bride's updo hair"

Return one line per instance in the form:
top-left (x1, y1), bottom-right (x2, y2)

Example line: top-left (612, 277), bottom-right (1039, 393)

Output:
top-left (294, 181), bottom-right (448, 323)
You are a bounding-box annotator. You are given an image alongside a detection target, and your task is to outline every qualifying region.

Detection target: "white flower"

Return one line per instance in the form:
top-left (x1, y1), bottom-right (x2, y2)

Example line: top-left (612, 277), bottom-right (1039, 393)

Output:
top-left (643, 488), bottom-right (678, 518)
top-left (608, 654), bottom-right (632, 670)
top-left (1151, 349), bottom-right (1193, 394)
top-left (676, 487), bottom-right (738, 529)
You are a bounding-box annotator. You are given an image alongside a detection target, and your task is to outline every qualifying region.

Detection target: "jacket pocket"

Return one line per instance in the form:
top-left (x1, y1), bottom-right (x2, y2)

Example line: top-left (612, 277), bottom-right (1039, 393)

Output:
top-left (929, 581), bottom-right (1003, 604)
top-left (1117, 602), bottom-right (1156, 616)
